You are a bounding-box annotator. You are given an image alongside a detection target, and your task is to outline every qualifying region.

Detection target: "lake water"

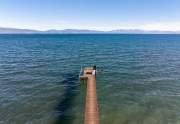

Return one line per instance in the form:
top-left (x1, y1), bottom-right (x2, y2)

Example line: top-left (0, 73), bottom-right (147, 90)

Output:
top-left (0, 34), bottom-right (180, 124)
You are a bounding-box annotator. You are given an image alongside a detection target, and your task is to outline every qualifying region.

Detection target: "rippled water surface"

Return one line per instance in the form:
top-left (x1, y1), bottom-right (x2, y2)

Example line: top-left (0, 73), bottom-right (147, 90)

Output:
top-left (0, 34), bottom-right (180, 124)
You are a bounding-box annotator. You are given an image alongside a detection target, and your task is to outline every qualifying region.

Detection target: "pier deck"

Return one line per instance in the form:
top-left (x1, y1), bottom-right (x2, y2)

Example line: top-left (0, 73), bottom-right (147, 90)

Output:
top-left (80, 67), bottom-right (99, 124)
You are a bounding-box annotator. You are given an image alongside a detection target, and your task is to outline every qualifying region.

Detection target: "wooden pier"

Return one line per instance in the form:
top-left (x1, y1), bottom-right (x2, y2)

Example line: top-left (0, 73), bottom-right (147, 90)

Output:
top-left (80, 67), bottom-right (99, 124)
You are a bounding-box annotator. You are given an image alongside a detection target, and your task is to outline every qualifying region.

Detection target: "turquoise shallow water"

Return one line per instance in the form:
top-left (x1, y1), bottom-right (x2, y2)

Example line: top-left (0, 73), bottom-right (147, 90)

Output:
top-left (0, 34), bottom-right (180, 124)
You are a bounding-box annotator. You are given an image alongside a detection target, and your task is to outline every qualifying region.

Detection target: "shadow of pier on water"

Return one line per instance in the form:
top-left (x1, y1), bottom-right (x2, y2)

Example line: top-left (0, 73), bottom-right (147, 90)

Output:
top-left (54, 73), bottom-right (79, 124)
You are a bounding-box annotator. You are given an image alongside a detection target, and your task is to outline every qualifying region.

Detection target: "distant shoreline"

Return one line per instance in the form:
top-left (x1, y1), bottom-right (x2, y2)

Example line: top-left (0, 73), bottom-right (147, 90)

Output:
top-left (0, 27), bottom-right (180, 34)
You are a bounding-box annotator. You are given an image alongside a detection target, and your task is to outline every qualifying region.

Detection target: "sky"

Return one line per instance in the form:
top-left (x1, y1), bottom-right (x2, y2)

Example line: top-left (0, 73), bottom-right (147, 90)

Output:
top-left (0, 0), bottom-right (180, 31)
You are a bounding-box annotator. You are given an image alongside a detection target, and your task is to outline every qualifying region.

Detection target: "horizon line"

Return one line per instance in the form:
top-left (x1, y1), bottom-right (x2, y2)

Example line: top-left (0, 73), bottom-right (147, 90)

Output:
top-left (1, 26), bottom-right (180, 32)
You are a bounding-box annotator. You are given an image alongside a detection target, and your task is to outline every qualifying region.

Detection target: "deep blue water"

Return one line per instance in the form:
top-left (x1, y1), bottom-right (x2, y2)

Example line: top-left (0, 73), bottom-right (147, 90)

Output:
top-left (0, 34), bottom-right (180, 124)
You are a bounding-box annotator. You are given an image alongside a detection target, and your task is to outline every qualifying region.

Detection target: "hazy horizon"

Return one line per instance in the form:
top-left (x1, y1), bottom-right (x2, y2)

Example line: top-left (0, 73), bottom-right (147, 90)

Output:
top-left (1, 26), bottom-right (180, 32)
top-left (0, 27), bottom-right (180, 34)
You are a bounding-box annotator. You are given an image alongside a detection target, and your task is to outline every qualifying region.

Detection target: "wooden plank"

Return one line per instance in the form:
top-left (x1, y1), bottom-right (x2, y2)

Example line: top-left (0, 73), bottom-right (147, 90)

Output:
top-left (79, 66), bottom-right (99, 124)
top-left (84, 75), bottom-right (99, 124)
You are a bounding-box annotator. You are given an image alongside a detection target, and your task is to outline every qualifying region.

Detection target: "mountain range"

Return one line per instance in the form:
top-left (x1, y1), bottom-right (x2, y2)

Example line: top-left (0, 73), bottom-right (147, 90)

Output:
top-left (0, 27), bottom-right (180, 34)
